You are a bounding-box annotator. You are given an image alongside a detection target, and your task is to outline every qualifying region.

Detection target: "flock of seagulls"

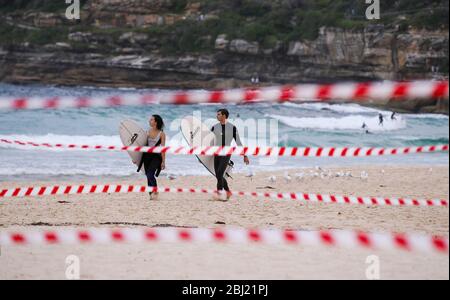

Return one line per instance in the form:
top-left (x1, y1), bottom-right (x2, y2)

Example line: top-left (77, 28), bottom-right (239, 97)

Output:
top-left (265, 166), bottom-right (372, 184)
top-left (163, 165), bottom-right (377, 184)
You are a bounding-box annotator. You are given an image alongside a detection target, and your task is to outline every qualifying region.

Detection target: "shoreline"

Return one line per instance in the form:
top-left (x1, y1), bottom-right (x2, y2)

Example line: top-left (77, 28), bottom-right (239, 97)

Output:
top-left (1, 161), bottom-right (449, 184)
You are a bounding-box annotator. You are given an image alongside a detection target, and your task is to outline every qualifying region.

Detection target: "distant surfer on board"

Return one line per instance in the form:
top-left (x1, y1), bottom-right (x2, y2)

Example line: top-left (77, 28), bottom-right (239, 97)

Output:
top-left (138, 115), bottom-right (166, 200)
top-left (391, 111), bottom-right (397, 120)
top-left (211, 109), bottom-right (250, 201)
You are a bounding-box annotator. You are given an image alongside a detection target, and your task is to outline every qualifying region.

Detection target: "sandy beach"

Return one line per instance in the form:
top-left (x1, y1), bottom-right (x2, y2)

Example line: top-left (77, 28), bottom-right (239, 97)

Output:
top-left (0, 165), bottom-right (448, 280)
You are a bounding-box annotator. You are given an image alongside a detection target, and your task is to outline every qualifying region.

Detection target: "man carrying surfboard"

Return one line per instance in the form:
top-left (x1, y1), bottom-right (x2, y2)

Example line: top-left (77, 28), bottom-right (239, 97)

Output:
top-left (212, 109), bottom-right (250, 200)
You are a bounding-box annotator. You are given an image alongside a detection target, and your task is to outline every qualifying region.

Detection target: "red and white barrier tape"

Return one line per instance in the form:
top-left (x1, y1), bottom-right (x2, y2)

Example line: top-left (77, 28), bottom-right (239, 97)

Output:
top-left (0, 81), bottom-right (448, 110)
top-left (0, 227), bottom-right (447, 254)
top-left (1, 139), bottom-right (448, 158)
top-left (0, 184), bottom-right (447, 207)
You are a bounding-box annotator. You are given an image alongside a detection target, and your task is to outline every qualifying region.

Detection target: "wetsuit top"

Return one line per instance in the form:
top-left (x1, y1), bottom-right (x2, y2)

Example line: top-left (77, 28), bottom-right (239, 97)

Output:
top-left (211, 122), bottom-right (243, 147)
top-left (148, 131), bottom-right (161, 147)
top-left (137, 131), bottom-right (162, 174)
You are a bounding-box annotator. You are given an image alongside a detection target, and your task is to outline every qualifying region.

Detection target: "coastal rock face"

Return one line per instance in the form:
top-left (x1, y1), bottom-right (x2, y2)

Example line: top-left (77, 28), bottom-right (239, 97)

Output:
top-left (214, 34), bottom-right (229, 50)
top-left (118, 32), bottom-right (149, 45)
top-left (229, 39), bottom-right (259, 55)
top-left (84, 0), bottom-right (186, 27)
top-left (0, 0), bottom-right (448, 114)
top-left (286, 26), bottom-right (448, 81)
top-left (85, 0), bottom-right (176, 15)
top-left (28, 12), bottom-right (64, 27)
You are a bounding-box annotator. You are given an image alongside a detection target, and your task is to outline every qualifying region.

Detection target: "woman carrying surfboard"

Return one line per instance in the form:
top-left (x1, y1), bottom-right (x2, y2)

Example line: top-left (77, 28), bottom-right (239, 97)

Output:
top-left (138, 115), bottom-right (166, 200)
top-left (212, 109), bottom-right (250, 201)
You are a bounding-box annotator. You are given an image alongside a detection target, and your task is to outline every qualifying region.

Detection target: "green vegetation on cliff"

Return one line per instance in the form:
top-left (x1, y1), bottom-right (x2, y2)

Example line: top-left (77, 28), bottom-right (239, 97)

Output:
top-left (137, 0), bottom-right (449, 54)
top-left (0, 24), bottom-right (68, 45)
top-left (0, 0), bottom-right (448, 54)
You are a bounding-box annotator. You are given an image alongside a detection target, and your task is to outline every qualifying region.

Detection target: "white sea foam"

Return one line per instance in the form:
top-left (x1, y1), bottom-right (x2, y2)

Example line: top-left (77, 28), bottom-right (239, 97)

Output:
top-left (268, 114), bottom-right (406, 132)
top-left (282, 102), bottom-right (389, 114)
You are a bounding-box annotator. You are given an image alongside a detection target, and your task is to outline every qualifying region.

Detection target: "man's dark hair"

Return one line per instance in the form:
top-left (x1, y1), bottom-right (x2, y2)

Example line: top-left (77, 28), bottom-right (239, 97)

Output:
top-left (217, 109), bottom-right (229, 119)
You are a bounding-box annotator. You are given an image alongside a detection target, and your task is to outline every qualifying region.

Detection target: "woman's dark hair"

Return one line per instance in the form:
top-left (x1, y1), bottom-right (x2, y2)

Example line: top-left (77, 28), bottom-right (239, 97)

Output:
top-left (217, 108), bottom-right (229, 119)
top-left (152, 114), bottom-right (164, 131)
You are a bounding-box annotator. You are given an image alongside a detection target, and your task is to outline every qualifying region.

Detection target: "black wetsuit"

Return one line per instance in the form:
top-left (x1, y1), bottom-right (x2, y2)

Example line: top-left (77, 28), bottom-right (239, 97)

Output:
top-left (211, 123), bottom-right (243, 192)
top-left (137, 138), bottom-right (162, 187)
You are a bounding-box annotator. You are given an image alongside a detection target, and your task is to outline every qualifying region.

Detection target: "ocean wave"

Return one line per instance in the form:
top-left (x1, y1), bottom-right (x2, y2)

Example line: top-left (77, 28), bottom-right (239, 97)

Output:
top-left (403, 113), bottom-right (449, 120)
top-left (394, 137), bottom-right (449, 146)
top-left (268, 114), bottom-right (407, 132)
top-left (282, 102), bottom-right (389, 114)
top-left (281, 103), bottom-right (450, 120)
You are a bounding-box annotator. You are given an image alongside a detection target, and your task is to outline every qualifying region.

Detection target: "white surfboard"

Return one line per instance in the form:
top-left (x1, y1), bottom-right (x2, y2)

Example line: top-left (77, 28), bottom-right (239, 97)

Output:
top-left (119, 119), bottom-right (148, 166)
top-left (180, 116), bottom-right (233, 178)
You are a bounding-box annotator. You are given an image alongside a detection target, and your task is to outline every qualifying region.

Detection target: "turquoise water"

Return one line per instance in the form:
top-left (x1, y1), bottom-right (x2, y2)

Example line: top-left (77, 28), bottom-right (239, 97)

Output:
top-left (0, 83), bottom-right (448, 182)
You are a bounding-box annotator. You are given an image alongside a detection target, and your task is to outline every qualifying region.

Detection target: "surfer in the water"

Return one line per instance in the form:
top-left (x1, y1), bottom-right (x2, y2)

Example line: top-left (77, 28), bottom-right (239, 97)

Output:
top-left (212, 109), bottom-right (250, 200)
top-left (379, 113), bottom-right (384, 126)
top-left (361, 122), bottom-right (371, 134)
top-left (138, 115), bottom-right (166, 200)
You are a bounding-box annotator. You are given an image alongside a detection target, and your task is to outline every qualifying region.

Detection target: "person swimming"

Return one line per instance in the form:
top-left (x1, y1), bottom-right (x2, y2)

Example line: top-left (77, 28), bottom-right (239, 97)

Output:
top-left (362, 122), bottom-right (371, 134)
top-left (211, 109), bottom-right (249, 201)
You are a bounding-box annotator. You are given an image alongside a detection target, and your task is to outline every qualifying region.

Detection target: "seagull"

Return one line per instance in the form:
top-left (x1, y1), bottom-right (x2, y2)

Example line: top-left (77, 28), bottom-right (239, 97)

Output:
top-left (320, 172), bottom-right (327, 179)
top-left (308, 169), bottom-right (319, 178)
top-left (315, 166), bottom-right (323, 172)
top-left (269, 175), bottom-right (277, 183)
top-left (166, 174), bottom-right (177, 180)
top-left (294, 172), bottom-right (305, 181)
top-left (245, 167), bottom-right (255, 179)
top-left (283, 171), bottom-right (292, 183)
top-left (247, 170), bottom-right (255, 177)
top-left (360, 171), bottom-right (369, 180)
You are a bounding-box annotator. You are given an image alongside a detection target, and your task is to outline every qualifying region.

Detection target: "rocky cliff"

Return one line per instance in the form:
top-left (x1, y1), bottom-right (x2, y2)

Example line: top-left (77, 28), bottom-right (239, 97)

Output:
top-left (0, 0), bottom-right (448, 113)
